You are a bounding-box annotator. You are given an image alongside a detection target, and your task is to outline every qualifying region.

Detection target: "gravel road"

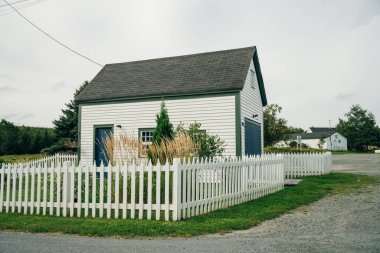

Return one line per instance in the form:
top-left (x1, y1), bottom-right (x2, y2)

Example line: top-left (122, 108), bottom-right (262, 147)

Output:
top-left (332, 154), bottom-right (380, 177)
top-left (0, 154), bottom-right (379, 253)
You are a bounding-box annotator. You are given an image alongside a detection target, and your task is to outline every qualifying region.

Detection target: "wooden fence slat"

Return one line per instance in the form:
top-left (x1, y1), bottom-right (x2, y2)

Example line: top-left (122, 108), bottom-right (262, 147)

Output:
top-left (138, 163), bottom-right (144, 220)
top-left (92, 163), bottom-right (96, 218)
top-left (62, 164), bottom-right (67, 217)
top-left (147, 162), bottom-right (152, 220)
top-left (70, 164), bottom-right (75, 217)
top-left (5, 165), bottom-right (11, 213)
top-left (43, 164), bottom-right (47, 215)
top-left (187, 166), bottom-right (191, 217)
top-left (56, 165), bottom-right (61, 217)
top-left (36, 165), bottom-right (41, 215)
top-left (122, 164), bottom-right (128, 219)
top-left (30, 166), bottom-right (35, 215)
top-left (24, 166), bottom-right (29, 215)
top-left (84, 165), bottom-right (89, 217)
top-left (130, 162), bottom-right (136, 219)
top-left (164, 160), bottom-right (169, 221)
top-left (11, 166), bottom-right (17, 213)
top-left (0, 164), bottom-right (5, 212)
top-left (18, 165), bottom-right (23, 213)
top-left (77, 165), bottom-right (82, 217)
top-left (99, 163), bottom-right (104, 218)
top-left (182, 167), bottom-right (186, 218)
top-left (155, 162), bottom-right (161, 221)
top-left (49, 165), bottom-right (54, 215)
top-left (191, 165), bottom-right (195, 217)
top-left (195, 164), bottom-right (200, 216)
top-left (115, 164), bottom-right (120, 219)
top-left (107, 164), bottom-right (112, 219)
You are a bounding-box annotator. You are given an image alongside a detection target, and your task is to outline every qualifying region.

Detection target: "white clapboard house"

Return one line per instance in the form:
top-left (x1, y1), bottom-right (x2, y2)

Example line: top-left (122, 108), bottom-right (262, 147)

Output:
top-left (75, 47), bottom-right (268, 165)
top-left (291, 127), bottom-right (348, 150)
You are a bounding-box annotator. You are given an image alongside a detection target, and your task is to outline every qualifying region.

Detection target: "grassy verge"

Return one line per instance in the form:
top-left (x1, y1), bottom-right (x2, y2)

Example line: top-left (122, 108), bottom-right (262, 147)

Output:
top-left (331, 150), bottom-right (366, 155)
top-left (0, 173), bottom-right (378, 238)
top-left (0, 154), bottom-right (45, 164)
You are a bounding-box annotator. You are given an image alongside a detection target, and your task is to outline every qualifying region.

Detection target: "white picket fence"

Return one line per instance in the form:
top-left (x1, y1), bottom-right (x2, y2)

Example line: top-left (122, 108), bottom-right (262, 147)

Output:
top-left (283, 152), bottom-right (332, 178)
top-left (22, 153), bottom-right (78, 168)
top-left (177, 155), bottom-right (284, 220)
top-left (0, 154), bottom-right (285, 221)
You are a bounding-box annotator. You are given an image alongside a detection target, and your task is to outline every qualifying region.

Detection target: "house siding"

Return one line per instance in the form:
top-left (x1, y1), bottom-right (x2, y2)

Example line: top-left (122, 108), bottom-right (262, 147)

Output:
top-left (296, 132), bottom-right (347, 150)
top-left (80, 94), bottom-right (236, 164)
top-left (324, 132), bottom-right (347, 150)
top-left (240, 59), bottom-right (264, 155)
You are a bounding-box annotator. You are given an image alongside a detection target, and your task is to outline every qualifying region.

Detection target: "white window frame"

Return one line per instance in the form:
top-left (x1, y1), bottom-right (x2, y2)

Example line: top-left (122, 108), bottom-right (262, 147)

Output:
top-left (139, 128), bottom-right (154, 157)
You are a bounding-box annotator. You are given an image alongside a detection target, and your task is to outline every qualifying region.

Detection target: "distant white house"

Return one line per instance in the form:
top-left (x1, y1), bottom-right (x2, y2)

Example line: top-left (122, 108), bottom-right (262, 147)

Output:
top-left (291, 127), bottom-right (348, 150)
top-left (75, 47), bottom-right (268, 165)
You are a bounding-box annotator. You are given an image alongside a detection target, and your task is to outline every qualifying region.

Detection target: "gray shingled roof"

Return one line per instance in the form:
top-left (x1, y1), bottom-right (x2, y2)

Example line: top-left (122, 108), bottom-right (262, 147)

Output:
top-left (75, 46), bottom-right (267, 105)
top-left (291, 131), bottom-right (336, 140)
top-left (309, 127), bottom-right (336, 133)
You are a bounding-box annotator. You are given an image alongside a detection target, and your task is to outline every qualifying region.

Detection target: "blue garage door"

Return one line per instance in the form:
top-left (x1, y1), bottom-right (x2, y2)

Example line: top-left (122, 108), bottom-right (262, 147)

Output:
top-left (244, 119), bottom-right (262, 156)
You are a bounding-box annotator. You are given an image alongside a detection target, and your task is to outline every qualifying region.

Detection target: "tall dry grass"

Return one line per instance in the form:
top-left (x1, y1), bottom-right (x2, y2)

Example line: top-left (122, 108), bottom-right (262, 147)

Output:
top-left (102, 132), bottom-right (198, 165)
top-left (147, 133), bottom-right (199, 164)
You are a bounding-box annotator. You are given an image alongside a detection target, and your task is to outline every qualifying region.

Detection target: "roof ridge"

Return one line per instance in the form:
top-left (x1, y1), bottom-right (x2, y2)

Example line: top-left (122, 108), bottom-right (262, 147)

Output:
top-left (105, 46), bottom-right (256, 66)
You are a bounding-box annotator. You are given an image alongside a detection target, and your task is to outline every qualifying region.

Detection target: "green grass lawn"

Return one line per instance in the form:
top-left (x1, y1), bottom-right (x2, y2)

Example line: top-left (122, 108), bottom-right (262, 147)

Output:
top-left (0, 173), bottom-right (378, 238)
top-left (331, 150), bottom-right (366, 155)
top-left (0, 154), bottom-right (45, 164)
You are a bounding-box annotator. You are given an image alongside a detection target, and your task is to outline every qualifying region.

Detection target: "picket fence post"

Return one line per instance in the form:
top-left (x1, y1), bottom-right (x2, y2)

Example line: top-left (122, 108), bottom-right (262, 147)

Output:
top-left (172, 158), bottom-right (182, 221)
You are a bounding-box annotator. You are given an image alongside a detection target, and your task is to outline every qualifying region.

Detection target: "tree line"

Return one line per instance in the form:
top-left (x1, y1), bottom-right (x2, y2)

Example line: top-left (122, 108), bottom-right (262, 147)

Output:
top-left (0, 119), bottom-right (56, 155)
top-left (263, 103), bottom-right (380, 152)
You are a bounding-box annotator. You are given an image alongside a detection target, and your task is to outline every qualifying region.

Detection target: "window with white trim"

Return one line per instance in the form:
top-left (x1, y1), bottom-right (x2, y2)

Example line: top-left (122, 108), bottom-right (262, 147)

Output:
top-left (139, 128), bottom-right (154, 157)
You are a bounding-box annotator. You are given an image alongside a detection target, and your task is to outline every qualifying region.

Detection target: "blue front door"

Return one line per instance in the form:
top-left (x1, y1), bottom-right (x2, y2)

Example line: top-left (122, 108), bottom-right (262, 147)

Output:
top-left (95, 127), bottom-right (112, 166)
top-left (244, 119), bottom-right (262, 156)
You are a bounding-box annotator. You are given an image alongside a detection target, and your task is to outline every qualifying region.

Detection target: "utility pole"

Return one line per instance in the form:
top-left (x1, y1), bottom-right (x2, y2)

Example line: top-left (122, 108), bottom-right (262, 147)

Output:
top-left (329, 120), bottom-right (332, 150)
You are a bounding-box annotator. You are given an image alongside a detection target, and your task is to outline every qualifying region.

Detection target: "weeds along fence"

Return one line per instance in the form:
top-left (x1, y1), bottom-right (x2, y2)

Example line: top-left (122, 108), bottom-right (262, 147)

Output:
top-left (283, 152), bottom-right (332, 178)
top-left (23, 153), bottom-right (78, 168)
top-left (0, 154), bottom-right (284, 221)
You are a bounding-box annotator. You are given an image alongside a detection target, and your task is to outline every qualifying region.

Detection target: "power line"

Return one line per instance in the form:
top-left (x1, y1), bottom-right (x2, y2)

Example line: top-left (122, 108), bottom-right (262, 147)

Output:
top-left (0, 0), bottom-right (46, 16)
top-left (0, 0), bottom-right (29, 8)
top-left (2, 0), bottom-right (104, 67)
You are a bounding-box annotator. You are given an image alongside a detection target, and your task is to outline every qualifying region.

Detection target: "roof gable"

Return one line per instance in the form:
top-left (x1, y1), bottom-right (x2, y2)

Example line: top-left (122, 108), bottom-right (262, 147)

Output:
top-left (76, 46), bottom-right (267, 105)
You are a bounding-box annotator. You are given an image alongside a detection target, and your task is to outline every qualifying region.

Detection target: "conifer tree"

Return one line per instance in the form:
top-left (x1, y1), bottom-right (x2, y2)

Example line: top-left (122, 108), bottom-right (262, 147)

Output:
top-left (152, 101), bottom-right (174, 144)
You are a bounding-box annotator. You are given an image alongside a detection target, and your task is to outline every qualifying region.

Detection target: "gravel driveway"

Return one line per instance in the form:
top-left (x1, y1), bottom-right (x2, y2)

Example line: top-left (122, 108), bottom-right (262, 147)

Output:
top-left (0, 154), bottom-right (379, 253)
top-left (332, 154), bottom-right (380, 177)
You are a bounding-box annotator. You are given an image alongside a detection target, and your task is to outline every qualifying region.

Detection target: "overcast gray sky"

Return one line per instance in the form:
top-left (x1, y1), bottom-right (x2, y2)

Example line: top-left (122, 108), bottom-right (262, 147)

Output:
top-left (1, 0), bottom-right (379, 129)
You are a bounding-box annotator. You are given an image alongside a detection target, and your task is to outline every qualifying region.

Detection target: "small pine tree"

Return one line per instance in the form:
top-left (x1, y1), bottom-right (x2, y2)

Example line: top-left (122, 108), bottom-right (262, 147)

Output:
top-left (152, 101), bottom-right (174, 144)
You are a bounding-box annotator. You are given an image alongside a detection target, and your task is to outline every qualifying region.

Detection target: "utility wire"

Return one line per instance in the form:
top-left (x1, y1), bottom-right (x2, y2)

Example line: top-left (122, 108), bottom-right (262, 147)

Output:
top-left (2, 0), bottom-right (104, 67)
top-left (0, 0), bottom-right (29, 8)
top-left (0, 0), bottom-right (46, 16)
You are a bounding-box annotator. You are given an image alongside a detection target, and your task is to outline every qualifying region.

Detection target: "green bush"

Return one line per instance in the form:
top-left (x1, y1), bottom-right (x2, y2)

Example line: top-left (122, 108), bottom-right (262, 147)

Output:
top-left (177, 122), bottom-right (225, 158)
top-left (265, 146), bottom-right (325, 154)
top-left (41, 139), bottom-right (76, 155)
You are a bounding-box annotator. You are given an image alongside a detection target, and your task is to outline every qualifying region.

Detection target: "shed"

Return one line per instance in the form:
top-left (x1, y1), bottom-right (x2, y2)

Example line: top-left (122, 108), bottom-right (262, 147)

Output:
top-left (76, 46), bottom-right (268, 165)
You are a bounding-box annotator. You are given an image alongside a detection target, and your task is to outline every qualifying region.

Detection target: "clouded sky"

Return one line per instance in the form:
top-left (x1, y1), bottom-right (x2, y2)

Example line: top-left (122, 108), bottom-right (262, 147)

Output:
top-left (1, 0), bottom-right (379, 129)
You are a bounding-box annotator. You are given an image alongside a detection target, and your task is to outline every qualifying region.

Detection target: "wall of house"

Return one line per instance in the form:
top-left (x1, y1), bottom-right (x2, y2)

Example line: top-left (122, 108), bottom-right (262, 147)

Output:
top-left (297, 132), bottom-right (347, 150)
top-left (240, 59), bottom-right (264, 155)
top-left (324, 132), bottom-right (347, 150)
top-left (301, 139), bottom-right (320, 149)
top-left (80, 94), bottom-right (236, 164)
